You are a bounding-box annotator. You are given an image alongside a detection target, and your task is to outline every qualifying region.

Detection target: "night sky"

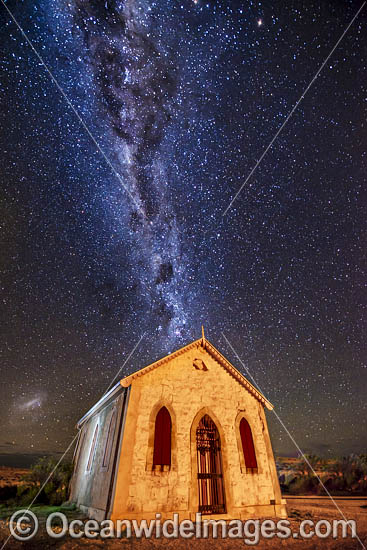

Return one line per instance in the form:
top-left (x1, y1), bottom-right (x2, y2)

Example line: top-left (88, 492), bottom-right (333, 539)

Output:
top-left (0, 0), bottom-right (366, 467)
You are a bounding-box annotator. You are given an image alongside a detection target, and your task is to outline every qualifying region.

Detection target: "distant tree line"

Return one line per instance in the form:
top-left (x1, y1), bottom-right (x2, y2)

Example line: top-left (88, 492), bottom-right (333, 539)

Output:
top-left (278, 454), bottom-right (367, 495)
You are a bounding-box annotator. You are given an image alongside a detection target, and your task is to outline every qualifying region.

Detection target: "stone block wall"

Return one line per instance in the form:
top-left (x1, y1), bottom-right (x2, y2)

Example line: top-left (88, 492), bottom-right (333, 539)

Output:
top-left (111, 343), bottom-right (286, 520)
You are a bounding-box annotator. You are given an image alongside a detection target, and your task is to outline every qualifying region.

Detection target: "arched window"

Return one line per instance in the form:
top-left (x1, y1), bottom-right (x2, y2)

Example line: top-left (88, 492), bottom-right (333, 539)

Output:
top-left (153, 407), bottom-right (171, 468)
top-left (74, 430), bottom-right (85, 468)
top-left (239, 418), bottom-right (257, 470)
top-left (86, 424), bottom-right (99, 472)
top-left (102, 411), bottom-right (116, 469)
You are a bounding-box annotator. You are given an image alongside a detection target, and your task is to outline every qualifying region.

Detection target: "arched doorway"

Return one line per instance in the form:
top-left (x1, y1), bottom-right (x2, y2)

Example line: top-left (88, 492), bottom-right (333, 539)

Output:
top-left (196, 414), bottom-right (226, 514)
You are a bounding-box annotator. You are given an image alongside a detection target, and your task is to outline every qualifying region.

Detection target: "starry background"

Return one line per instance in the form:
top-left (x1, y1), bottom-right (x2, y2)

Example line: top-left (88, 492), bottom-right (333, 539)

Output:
top-left (0, 0), bottom-right (366, 467)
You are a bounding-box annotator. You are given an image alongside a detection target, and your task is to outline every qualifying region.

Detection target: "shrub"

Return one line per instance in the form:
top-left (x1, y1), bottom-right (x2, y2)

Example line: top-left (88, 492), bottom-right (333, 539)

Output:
top-left (17, 457), bottom-right (73, 506)
top-left (0, 485), bottom-right (17, 503)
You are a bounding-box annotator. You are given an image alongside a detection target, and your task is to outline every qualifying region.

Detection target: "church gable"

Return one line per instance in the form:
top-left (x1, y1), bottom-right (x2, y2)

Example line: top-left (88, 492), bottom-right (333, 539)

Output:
top-left (121, 336), bottom-right (273, 410)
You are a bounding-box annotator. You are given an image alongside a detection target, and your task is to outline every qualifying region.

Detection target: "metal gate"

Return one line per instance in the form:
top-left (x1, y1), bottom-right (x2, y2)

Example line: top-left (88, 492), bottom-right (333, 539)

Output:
top-left (196, 415), bottom-right (226, 514)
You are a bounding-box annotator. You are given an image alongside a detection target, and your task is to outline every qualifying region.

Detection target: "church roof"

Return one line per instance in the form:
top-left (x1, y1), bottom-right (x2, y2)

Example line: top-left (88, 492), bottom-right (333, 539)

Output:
top-left (120, 336), bottom-right (273, 411)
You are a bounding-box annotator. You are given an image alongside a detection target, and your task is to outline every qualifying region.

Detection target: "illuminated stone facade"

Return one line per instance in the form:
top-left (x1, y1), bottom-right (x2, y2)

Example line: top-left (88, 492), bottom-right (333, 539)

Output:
top-left (70, 336), bottom-right (287, 521)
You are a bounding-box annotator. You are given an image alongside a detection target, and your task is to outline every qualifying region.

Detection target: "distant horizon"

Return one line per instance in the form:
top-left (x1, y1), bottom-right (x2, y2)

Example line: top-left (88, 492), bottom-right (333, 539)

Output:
top-left (2, 449), bottom-right (366, 470)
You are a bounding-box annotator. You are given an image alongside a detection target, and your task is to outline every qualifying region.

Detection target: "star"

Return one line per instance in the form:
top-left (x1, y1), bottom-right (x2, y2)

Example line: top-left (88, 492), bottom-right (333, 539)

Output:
top-left (0, 0), bottom-right (365, 464)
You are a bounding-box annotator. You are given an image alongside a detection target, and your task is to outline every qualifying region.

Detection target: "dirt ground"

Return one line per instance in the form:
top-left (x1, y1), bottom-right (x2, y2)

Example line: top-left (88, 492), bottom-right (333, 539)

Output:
top-left (0, 469), bottom-right (29, 488)
top-left (0, 498), bottom-right (366, 549)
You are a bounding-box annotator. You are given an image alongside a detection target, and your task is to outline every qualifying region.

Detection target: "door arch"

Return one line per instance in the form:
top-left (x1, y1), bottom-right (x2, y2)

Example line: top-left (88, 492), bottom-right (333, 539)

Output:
top-left (196, 414), bottom-right (226, 514)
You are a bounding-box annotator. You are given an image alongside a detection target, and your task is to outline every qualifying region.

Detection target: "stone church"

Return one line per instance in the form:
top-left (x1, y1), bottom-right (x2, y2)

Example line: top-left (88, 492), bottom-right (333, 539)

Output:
top-left (69, 332), bottom-right (286, 521)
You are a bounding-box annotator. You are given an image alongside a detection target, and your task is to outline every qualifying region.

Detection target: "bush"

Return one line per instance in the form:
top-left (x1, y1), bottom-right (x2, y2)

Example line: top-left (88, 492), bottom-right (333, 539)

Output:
top-left (16, 484), bottom-right (48, 505)
top-left (288, 475), bottom-right (319, 495)
top-left (281, 453), bottom-right (367, 496)
top-left (16, 457), bottom-right (73, 506)
top-left (0, 485), bottom-right (17, 503)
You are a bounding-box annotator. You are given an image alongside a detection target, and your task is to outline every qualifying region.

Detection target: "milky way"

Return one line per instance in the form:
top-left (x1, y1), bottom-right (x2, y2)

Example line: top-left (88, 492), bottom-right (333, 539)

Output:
top-left (0, 0), bottom-right (366, 464)
top-left (71, 0), bottom-right (189, 337)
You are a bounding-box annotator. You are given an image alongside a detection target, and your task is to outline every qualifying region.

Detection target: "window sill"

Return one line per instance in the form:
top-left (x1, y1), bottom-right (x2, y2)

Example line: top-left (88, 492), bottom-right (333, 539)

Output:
top-left (152, 464), bottom-right (171, 473)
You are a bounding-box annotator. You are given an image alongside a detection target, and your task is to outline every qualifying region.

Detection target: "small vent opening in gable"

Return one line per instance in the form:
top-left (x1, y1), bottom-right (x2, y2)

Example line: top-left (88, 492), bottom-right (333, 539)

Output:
top-left (193, 358), bottom-right (208, 371)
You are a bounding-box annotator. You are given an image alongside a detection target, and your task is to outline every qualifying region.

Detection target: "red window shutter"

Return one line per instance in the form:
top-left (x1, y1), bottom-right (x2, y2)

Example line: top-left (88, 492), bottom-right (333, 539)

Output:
top-left (153, 407), bottom-right (171, 466)
top-left (240, 418), bottom-right (257, 469)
